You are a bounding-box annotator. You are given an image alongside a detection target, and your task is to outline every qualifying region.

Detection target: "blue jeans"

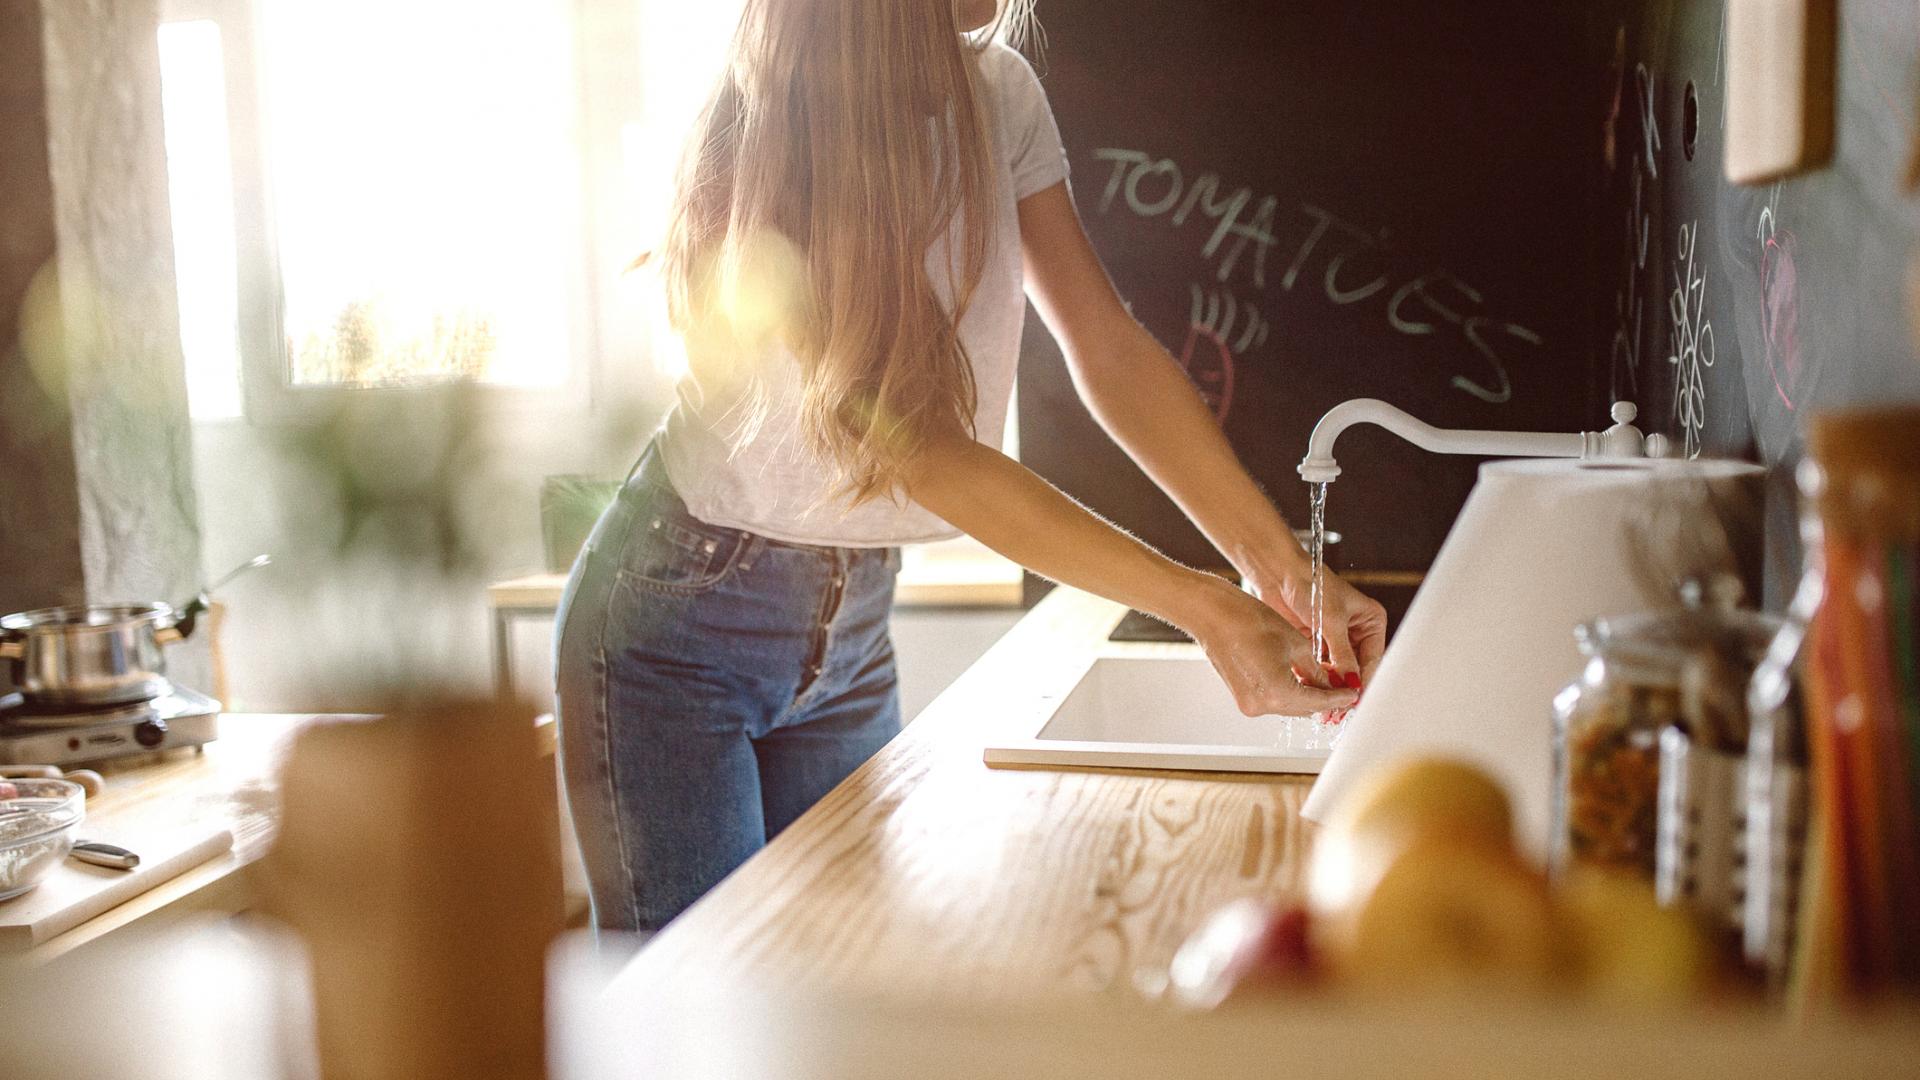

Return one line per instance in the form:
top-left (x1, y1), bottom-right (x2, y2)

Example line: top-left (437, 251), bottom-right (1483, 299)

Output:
top-left (554, 445), bottom-right (902, 933)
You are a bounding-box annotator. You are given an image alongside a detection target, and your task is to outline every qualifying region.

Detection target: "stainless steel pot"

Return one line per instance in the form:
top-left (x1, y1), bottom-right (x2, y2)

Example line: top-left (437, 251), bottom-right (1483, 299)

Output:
top-left (1, 555), bottom-right (269, 709)
top-left (0, 602), bottom-right (195, 707)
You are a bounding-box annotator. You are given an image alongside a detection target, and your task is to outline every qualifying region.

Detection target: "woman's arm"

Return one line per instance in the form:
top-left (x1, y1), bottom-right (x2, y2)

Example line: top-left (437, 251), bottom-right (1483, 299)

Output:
top-left (1016, 181), bottom-right (1387, 684)
top-left (902, 432), bottom-right (1357, 718)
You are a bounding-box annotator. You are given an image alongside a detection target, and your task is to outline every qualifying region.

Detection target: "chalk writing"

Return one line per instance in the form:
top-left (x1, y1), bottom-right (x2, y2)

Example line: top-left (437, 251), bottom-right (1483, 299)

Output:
top-left (1320, 213), bottom-right (1391, 305)
top-left (1386, 271), bottom-right (1523, 404)
top-left (1610, 58), bottom-right (1660, 399)
top-left (1094, 150), bottom-right (1281, 286)
top-left (1635, 63), bottom-right (1662, 179)
top-left (1667, 221), bottom-right (1714, 458)
top-left (1093, 147), bottom-right (1540, 403)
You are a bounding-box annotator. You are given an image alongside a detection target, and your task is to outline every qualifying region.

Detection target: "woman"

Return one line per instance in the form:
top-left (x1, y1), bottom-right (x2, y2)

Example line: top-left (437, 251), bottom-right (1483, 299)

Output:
top-left (557, 0), bottom-right (1388, 934)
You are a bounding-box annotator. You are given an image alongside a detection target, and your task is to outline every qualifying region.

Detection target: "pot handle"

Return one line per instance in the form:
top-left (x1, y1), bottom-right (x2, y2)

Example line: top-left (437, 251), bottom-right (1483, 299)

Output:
top-left (157, 595), bottom-right (208, 645)
top-left (160, 554), bottom-right (268, 645)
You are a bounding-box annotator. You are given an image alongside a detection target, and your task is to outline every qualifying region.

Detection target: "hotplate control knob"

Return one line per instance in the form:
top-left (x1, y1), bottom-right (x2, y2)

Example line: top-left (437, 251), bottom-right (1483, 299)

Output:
top-left (134, 717), bottom-right (169, 748)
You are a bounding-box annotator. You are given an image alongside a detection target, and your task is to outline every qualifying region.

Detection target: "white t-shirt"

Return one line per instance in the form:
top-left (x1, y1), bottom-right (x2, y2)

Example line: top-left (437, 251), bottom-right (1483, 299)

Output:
top-left (657, 41), bottom-right (1071, 547)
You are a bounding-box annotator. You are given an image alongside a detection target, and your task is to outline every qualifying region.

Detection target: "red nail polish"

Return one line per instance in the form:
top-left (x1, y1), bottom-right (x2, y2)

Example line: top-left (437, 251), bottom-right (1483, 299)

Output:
top-left (1345, 672), bottom-right (1362, 689)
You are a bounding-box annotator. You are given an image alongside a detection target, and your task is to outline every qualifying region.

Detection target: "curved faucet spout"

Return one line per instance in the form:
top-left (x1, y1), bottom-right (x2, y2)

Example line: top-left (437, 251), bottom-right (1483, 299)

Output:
top-left (1296, 399), bottom-right (1592, 483)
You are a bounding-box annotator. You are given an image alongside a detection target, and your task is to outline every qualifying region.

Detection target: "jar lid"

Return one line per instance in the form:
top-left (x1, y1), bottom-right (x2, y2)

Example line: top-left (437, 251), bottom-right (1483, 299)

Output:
top-left (1576, 602), bottom-right (1782, 681)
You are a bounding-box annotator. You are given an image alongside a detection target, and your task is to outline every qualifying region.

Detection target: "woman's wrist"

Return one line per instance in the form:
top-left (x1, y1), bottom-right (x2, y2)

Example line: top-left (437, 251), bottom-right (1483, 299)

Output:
top-left (1154, 569), bottom-right (1247, 640)
top-left (1224, 524), bottom-right (1311, 594)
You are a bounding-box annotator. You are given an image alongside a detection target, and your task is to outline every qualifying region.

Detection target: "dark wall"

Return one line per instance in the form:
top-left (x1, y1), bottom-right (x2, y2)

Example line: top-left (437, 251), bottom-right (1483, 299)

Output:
top-left (0, 0), bottom-right (85, 614)
top-left (1018, 1), bottom-right (1602, 594)
top-left (1596, 0), bottom-right (1920, 605)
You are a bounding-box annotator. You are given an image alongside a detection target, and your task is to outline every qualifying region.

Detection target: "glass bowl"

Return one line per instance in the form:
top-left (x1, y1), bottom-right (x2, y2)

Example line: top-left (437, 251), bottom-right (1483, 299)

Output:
top-left (0, 778), bottom-right (85, 901)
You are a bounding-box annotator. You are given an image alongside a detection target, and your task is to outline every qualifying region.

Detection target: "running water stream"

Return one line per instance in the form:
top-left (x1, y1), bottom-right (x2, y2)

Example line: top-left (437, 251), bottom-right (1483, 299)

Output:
top-left (1307, 481), bottom-right (1329, 668)
top-left (1306, 481), bottom-right (1333, 744)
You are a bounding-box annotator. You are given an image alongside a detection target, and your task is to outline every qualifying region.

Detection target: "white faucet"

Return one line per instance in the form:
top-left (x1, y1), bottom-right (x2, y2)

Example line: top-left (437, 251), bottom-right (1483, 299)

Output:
top-left (1296, 400), bottom-right (1667, 483)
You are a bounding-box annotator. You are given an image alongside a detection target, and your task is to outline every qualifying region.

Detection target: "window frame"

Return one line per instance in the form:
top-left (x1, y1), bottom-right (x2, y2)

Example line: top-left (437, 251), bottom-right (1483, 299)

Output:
top-left (160, 0), bottom-right (604, 426)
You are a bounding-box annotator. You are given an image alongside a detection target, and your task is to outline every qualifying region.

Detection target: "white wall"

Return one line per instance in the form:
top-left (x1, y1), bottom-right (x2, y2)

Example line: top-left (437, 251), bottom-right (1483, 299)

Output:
top-left (190, 396), bottom-right (656, 710)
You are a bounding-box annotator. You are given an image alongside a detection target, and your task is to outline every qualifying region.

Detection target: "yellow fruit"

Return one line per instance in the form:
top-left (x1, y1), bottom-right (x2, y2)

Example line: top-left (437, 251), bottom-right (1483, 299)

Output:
top-left (1558, 868), bottom-right (1713, 1006)
top-left (1334, 757), bottom-right (1515, 849)
top-left (1309, 757), bottom-right (1517, 916)
top-left (1326, 832), bottom-right (1562, 996)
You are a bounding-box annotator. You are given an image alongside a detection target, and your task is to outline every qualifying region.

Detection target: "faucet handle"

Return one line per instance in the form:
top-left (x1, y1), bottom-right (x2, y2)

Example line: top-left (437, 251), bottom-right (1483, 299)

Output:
top-left (1597, 400), bottom-right (1649, 458)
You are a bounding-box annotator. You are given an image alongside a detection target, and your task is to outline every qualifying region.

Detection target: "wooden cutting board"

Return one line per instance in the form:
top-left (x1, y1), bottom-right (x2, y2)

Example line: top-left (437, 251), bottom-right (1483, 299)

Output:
top-left (0, 821), bottom-right (233, 951)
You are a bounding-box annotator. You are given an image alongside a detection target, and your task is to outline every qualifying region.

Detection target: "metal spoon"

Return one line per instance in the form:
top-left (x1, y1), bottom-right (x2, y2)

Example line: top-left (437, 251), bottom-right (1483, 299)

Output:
top-left (70, 840), bottom-right (139, 870)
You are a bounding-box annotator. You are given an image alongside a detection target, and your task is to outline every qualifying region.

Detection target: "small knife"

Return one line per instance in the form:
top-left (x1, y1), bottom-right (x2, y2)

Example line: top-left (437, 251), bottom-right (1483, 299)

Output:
top-left (70, 840), bottom-right (140, 870)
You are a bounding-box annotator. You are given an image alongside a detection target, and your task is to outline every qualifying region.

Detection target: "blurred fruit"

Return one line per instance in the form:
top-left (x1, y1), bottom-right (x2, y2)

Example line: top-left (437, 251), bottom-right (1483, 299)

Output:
top-left (1558, 867), bottom-right (1713, 1006)
top-left (1309, 757), bottom-right (1515, 915)
top-left (1168, 899), bottom-right (1319, 1008)
top-left (1334, 757), bottom-right (1514, 848)
top-left (1327, 832), bottom-right (1562, 996)
top-left (1260, 904), bottom-right (1317, 972)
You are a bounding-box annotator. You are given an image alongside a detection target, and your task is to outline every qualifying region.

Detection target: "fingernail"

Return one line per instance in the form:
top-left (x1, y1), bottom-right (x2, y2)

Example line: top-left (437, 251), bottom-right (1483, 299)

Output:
top-left (1344, 672), bottom-right (1362, 689)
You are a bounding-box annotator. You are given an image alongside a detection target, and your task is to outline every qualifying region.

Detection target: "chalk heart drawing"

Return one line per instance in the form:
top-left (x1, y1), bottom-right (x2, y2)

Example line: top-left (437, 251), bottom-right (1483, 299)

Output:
top-left (1668, 221), bottom-right (1715, 459)
top-left (1178, 284), bottom-right (1263, 421)
top-left (1179, 323), bottom-right (1235, 422)
top-left (1758, 189), bottom-right (1802, 411)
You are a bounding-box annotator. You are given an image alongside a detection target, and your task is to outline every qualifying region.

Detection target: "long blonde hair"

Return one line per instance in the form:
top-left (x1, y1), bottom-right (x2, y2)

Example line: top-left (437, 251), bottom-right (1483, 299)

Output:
top-left (656, 0), bottom-right (1037, 504)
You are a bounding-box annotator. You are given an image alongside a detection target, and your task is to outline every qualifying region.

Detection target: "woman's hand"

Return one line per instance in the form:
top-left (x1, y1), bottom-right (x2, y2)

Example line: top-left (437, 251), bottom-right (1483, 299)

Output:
top-left (900, 436), bottom-right (1360, 721)
top-left (1248, 566), bottom-right (1389, 689)
top-left (1185, 578), bottom-right (1362, 719)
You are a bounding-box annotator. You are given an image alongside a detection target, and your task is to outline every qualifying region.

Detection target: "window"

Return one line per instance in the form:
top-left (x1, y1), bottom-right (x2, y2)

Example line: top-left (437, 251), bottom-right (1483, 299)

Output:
top-left (158, 18), bottom-right (244, 419)
top-left (159, 0), bottom-right (587, 419)
top-left (620, 0), bottom-right (743, 381)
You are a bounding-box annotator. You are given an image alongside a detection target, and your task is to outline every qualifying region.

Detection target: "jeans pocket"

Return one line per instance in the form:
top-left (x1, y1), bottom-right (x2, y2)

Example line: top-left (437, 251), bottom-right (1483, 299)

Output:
top-left (615, 500), bottom-right (749, 594)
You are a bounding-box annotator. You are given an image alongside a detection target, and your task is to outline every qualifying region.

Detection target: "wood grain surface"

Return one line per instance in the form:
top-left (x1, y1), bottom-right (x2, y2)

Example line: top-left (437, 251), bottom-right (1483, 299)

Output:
top-left (616, 588), bottom-right (1323, 1003)
top-left (20, 713), bottom-right (331, 963)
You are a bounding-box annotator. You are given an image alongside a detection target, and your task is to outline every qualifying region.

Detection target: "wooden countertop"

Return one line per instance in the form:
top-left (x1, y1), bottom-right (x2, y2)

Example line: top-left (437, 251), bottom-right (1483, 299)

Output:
top-left (23, 713), bottom-right (334, 963)
top-left (594, 589), bottom-right (1920, 1080)
top-left (613, 586), bottom-right (1314, 1002)
top-left (19, 710), bottom-right (575, 964)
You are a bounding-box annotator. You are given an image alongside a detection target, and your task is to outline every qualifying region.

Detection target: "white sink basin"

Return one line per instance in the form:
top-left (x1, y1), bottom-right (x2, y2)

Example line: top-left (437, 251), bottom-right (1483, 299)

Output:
top-left (982, 655), bottom-right (1334, 775)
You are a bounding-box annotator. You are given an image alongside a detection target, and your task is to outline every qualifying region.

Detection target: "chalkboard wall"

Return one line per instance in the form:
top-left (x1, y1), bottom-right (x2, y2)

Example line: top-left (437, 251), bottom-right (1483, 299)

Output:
top-left (1017, 0), bottom-right (1920, 616)
top-left (1016, 2), bottom-right (1603, 602)
top-left (1594, 0), bottom-right (1920, 605)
